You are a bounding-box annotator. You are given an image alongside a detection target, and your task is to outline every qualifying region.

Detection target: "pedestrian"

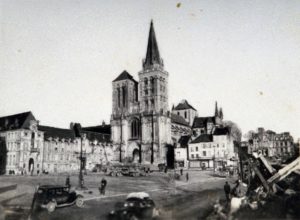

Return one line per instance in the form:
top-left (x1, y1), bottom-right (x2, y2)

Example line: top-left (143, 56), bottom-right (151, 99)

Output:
top-left (231, 180), bottom-right (241, 197)
top-left (65, 175), bottom-right (71, 188)
top-left (180, 168), bottom-right (183, 176)
top-left (186, 172), bottom-right (189, 182)
top-left (99, 177), bottom-right (107, 195)
top-left (224, 181), bottom-right (231, 202)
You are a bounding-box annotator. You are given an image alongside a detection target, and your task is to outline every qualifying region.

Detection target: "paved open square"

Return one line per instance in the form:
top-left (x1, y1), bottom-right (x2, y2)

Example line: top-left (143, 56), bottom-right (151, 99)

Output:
top-left (0, 170), bottom-right (232, 220)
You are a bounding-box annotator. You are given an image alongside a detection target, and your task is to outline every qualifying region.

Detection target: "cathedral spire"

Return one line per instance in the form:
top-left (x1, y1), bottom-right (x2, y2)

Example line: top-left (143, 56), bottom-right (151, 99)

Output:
top-left (143, 20), bottom-right (163, 70)
top-left (215, 101), bottom-right (218, 117)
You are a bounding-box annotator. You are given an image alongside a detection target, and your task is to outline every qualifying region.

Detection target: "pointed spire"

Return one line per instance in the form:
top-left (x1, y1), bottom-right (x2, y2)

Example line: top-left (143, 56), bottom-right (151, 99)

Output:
top-left (215, 101), bottom-right (218, 117)
top-left (143, 20), bottom-right (163, 70)
top-left (219, 107), bottom-right (223, 119)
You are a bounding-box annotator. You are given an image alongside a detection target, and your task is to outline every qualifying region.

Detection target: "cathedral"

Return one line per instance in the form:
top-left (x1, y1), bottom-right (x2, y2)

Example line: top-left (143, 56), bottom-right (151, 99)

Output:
top-left (110, 21), bottom-right (172, 165)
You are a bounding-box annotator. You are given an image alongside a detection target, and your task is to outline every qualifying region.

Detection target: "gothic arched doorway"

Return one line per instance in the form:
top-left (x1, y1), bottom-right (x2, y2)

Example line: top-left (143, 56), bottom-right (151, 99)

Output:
top-left (28, 158), bottom-right (34, 173)
top-left (132, 149), bottom-right (140, 163)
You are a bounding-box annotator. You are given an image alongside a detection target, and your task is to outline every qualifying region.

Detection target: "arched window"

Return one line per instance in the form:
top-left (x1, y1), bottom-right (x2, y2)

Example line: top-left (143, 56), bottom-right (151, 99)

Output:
top-left (131, 118), bottom-right (140, 139)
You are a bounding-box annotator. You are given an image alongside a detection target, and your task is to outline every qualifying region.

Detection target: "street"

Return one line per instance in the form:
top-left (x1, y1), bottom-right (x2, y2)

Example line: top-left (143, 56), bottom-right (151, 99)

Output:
top-left (0, 171), bottom-right (231, 220)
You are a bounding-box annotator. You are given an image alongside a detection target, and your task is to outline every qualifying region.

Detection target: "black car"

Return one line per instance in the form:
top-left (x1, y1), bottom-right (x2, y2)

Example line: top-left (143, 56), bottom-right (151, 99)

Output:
top-left (109, 192), bottom-right (160, 220)
top-left (32, 185), bottom-right (83, 212)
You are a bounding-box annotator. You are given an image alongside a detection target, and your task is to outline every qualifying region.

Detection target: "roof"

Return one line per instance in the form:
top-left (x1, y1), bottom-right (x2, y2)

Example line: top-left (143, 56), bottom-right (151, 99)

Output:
top-left (82, 124), bottom-right (111, 135)
top-left (192, 116), bottom-right (215, 128)
top-left (39, 125), bottom-right (111, 143)
top-left (143, 20), bottom-right (163, 69)
top-left (171, 113), bottom-right (189, 126)
top-left (190, 134), bottom-right (213, 144)
top-left (38, 125), bottom-right (76, 140)
top-left (113, 70), bottom-right (137, 83)
top-left (178, 135), bottom-right (191, 147)
top-left (127, 192), bottom-right (150, 200)
top-left (174, 100), bottom-right (196, 111)
top-left (0, 111), bottom-right (36, 132)
top-left (82, 130), bottom-right (110, 143)
top-left (213, 127), bottom-right (230, 136)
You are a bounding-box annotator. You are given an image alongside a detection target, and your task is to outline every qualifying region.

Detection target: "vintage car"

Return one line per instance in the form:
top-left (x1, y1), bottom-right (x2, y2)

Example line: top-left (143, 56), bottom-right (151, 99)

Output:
top-left (108, 192), bottom-right (160, 220)
top-left (32, 185), bottom-right (83, 212)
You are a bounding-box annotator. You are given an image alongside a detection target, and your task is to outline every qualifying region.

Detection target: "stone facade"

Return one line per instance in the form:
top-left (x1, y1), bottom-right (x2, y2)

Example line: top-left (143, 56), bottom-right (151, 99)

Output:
top-left (110, 21), bottom-right (172, 165)
top-left (246, 127), bottom-right (296, 161)
top-left (0, 112), bottom-right (113, 175)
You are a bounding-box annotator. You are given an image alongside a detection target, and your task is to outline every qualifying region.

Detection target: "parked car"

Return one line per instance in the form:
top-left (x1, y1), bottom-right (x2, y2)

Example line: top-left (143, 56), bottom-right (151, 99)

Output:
top-left (32, 185), bottom-right (83, 212)
top-left (108, 192), bottom-right (160, 220)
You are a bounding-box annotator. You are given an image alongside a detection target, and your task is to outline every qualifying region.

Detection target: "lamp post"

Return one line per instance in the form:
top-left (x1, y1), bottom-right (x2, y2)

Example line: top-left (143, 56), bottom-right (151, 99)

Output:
top-left (73, 123), bottom-right (85, 189)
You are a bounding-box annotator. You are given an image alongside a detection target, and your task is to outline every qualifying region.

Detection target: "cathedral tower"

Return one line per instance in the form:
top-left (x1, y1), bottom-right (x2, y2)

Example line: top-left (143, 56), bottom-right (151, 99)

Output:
top-left (111, 21), bottom-right (171, 165)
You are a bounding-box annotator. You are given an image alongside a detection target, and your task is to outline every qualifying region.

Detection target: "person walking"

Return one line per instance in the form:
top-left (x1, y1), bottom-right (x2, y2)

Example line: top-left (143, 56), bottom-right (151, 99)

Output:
top-left (180, 168), bottom-right (183, 176)
top-left (224, 181), bottom-right (231, 202)
top-left (99, 177), bottom-right (107, 195)
top-left (65, 175), bottom-right (71, 188)
top-left (186, 172), bottom-right (189, 182)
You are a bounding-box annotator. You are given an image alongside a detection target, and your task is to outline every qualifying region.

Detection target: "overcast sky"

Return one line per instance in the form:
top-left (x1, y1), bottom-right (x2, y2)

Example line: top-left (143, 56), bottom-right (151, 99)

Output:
top-left (1, 0), bottom-right (300, 139)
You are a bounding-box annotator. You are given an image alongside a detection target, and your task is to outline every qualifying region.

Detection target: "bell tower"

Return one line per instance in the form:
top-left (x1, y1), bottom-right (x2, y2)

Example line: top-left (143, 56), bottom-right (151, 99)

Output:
top-left (139, 20), bottom-right (169, 114)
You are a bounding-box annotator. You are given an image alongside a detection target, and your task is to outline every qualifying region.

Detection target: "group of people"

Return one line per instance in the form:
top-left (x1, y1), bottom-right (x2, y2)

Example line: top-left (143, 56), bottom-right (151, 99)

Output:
top-left (224, 180), bottom-right (242, 202)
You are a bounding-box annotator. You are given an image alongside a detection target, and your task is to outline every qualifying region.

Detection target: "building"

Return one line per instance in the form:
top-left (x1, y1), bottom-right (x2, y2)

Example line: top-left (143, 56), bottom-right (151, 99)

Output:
top-left (172, 100), bottom-right (198, 127)
top-left (0, 111), bottom-right (112, 175)
top-left (188, 127), bottom-right (237, 169)
top-left (246, 127), bottom-right (296, 161)
top-left (175, 135), bottom-right (191, 168)
top-left (110, 21), bottom-right (172, 165)
top-left (192, 102), bottom-right (223, 136)
top-left (171, 113), bottom-right (191, 143)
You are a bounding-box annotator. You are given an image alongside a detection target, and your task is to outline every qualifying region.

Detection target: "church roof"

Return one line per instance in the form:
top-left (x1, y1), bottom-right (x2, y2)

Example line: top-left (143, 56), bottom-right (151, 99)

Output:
top-left (0, 111), bottom-right (36, 132)
top-left (213, 127), bottom-right (230, 136)
top-left (113, 70), bottom-right (137, 83)
top-left (178, 135), bottom-right (191, 147)
top-left (174, 100), bottom-right (196, 111)
top-left (190, 134), bottom-right (213, 143)
top-left (171, 113), bottom-right (189, 126)
top-left (192, 116), bottom-right (216, 128)
top-left (143, 20), bottom-right (163, 69)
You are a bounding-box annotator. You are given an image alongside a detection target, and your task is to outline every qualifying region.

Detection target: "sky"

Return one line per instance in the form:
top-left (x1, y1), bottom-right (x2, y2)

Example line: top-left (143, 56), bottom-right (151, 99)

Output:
top-left (1, 0), bottom-right (300, 139)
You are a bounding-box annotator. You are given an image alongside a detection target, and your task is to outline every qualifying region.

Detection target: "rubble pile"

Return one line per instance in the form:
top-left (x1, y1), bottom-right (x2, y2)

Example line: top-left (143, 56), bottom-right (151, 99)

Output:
top-left (207, 153), bottom-right (300, 220)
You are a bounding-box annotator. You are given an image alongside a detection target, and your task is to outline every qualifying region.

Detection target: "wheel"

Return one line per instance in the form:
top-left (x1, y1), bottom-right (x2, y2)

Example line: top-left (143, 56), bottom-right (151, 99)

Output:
top-left (46, 201), bottom-right (56, 213)
top-left (76, 196), bottom-right (84, 208)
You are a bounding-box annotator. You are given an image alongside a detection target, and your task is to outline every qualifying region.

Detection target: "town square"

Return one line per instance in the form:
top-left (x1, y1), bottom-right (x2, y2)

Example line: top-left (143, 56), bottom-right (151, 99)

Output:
top-left (1, 1), bottom-right (300, 219)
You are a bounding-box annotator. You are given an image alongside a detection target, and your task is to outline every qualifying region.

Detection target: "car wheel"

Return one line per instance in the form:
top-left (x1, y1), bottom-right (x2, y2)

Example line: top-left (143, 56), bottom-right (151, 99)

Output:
top-left (46, 201), bottom-right (56, 213)
top-left (76, 195), bottom-right (84, 207)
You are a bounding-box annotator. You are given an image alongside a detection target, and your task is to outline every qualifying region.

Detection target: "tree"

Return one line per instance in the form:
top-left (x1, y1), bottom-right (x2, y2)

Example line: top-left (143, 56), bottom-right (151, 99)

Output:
top-left (223, 121), bottom-right (242, 142)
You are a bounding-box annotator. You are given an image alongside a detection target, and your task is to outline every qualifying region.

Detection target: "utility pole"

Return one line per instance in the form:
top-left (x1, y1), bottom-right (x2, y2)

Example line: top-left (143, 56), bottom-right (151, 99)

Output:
top-left (73, 123), bottom-right (85, 189)
top-left (119, 115), bottom-right (122, 162)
